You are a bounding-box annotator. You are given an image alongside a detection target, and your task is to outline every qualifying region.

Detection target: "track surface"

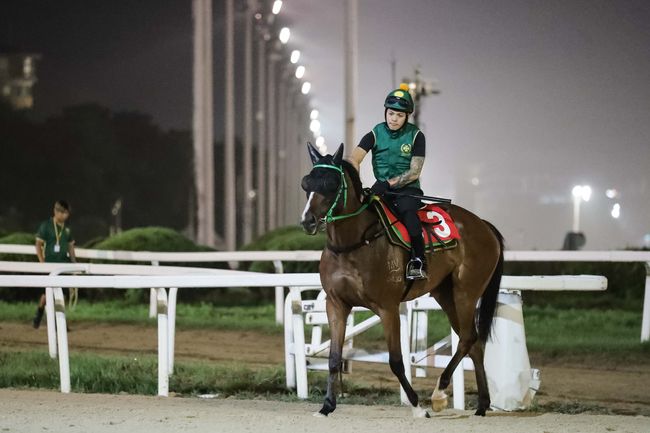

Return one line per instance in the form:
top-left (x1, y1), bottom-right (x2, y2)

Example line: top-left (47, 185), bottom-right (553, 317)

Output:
top-left (1, 389), bottom-right (649, 433)
top-left (1, 321), bottom-right (649, 420)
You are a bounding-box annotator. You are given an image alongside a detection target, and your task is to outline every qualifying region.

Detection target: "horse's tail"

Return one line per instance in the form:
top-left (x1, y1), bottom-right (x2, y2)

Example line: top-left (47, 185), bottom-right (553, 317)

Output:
top-left (477, 220), bottom-right (504, 343)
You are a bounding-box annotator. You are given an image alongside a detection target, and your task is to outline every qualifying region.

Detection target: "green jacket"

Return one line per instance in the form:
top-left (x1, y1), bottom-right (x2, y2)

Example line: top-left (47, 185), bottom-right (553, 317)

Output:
top-left (371, 122), bottom-right (421, 189)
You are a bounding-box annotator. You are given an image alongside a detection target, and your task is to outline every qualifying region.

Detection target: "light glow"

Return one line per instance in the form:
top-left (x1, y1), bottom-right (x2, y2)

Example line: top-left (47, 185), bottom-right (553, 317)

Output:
top-left (572, 185), bottom-right (592, 202)
top-left (290, 50), bottom-right (300, 64)
top-left (611, 203), bottom-right (620, 219)
top-left (301, 81), bottom-right (311, 94)
top-left (310, 109), bottom-right (319, 120)
top-left (309, 119), bottom-right (321, 133)
top-left (272, 1), bottom-right (282, 15)
top-left (279, 27), bottom-right (290, 44)
top-left (295, 65), bottom-right (305, 79)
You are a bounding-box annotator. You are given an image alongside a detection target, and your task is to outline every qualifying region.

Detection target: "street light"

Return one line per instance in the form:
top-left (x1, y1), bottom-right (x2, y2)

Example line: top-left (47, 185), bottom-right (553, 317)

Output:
top-left (310, 109), bottom-right (319, 120)
top-left (301, 81), bottom-right (311, 94)
top-left (563, 184), bottom-right (591, 250)
top-left (571, 184), bottom-right (591, 232)
top-left (295, 65), bottom-right (305, 79)
top-left (290, 50), bottom-right (300, 64)
top-left (279, 27), bottom-right (290, 44)
top-left (272, 0), bottom-right (282, 14)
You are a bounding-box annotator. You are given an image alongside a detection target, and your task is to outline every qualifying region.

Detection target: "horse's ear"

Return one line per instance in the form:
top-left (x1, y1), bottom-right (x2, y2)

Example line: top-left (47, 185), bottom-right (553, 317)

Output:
top-left (332, 143), bottom-right (344, 165)
top-left (307, 142), bottom-right (321, 165)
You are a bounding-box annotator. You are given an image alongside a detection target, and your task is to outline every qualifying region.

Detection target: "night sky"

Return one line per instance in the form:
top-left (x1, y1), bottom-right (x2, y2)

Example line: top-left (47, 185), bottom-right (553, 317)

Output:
top-left (2, 0), bottom-right (649, 249)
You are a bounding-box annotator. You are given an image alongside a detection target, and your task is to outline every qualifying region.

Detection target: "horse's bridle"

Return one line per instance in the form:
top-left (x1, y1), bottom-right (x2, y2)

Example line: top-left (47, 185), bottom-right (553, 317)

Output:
top-left (312, 163), bottom-right (370, 224)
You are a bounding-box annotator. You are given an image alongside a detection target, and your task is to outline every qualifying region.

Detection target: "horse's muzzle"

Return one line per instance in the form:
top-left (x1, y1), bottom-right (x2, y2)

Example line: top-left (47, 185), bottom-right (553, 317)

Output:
top-left (301, 214), bottom-right (319, 235)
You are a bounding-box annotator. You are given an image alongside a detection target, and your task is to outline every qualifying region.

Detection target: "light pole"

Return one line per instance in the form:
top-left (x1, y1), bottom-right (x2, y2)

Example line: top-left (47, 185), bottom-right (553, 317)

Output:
top-left (563, 184), bottom-right (591, 250)
top-left (571, 184), bottom-right (592, 232)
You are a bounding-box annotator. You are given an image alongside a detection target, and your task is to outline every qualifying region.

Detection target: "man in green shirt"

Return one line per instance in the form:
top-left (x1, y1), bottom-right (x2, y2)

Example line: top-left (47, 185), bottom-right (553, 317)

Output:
top-left (349, 84), bottom-right (427, 280)
top-left (32, 200), bottom-right (76, 328)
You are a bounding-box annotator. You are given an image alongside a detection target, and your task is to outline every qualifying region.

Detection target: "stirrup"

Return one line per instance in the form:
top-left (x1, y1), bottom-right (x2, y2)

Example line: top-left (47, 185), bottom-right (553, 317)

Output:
top-left (406, 257), bottom-right (428, 280)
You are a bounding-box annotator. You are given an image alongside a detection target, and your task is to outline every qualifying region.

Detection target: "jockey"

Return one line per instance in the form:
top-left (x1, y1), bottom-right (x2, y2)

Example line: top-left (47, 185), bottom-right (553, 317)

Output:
top-left (349, 83), bottom-right (427, 280)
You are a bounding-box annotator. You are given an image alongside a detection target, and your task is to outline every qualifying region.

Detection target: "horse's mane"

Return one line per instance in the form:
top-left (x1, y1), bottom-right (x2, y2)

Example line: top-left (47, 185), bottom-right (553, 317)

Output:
top-left (340, 159), bottom-right (364, 198)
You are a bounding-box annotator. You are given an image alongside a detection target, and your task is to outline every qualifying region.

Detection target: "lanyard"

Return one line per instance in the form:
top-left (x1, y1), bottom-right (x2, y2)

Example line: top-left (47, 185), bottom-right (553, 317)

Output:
top-left (53, 218), bottom-right (64, 246)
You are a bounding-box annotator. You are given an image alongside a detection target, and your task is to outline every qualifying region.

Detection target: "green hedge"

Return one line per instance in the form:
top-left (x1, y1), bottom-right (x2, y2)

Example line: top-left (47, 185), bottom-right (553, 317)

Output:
top-left (0, 232), bottom-right (36, 262)
top-left (240, 225), bottom-right (325, 273)
top-left (507, 261), bottom-right (646, 311)
top-left (0, 232), bottom-right (41, 302)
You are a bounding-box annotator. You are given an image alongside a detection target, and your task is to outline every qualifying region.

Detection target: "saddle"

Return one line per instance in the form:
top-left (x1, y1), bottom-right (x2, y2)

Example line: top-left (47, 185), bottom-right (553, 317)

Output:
top-left (371, 197), bottom-right (460, 253)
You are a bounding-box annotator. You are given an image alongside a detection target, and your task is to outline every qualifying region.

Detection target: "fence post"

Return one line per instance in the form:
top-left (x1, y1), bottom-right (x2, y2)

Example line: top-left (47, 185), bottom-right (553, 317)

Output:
top-left (291, 297), bottom-right (309, 398)
top-left (284, 290), bottom-right (297, 389)
top-left (149, 260), bottom-right (160, 318)
top-left (642, 262), bottom-right (650, 343)
top-left (399, 303), bottom-right (412, 405)
top-left (273, 260), bottom-right (285, 324)
top-left (53, 287), bottom-right (70, 393)
top-left (156, 288), bottom-right (169, 396)
top-left (451, 329), bottom-right (465, 409)
top-left (168, 287), bottom-right (178, 375)
top-left (45, 286), bottom-right (57, 359)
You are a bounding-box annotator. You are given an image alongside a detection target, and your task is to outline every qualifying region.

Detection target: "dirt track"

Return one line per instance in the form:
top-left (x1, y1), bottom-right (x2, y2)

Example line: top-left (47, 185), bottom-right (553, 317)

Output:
top-left (1, 321), bottom-right (650, 419)
top-left (1, 389), bottom-right (649, 433)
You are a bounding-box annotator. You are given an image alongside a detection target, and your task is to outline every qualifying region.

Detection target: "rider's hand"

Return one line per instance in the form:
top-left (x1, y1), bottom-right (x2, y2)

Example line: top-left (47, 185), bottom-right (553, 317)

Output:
top-left (370, 180), bottom-right (390, 195)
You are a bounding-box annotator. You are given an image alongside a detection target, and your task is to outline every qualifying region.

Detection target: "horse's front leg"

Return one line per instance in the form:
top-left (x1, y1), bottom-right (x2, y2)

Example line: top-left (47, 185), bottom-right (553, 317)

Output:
top-left (380, 307), bottom-right (429, 418)
top-left (317, 298), bottom-right (351, 417)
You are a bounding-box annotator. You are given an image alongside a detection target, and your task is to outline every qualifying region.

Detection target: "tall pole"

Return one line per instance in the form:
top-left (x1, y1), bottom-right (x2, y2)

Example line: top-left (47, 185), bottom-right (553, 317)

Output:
top-left (277, 71), bottom-right (287, 226)
top-left (224, 0), bottom-right (236, 250)
top-left (267, 51), bottom-right (278, 230)
top-left (192, 0), bottom-right (215, 247)
top-left (255, 26), bottom-right (267, 237)
top-left (242, 0), bottom-right (254, 245)
top-left (344, 0), bottom-right (358, 155)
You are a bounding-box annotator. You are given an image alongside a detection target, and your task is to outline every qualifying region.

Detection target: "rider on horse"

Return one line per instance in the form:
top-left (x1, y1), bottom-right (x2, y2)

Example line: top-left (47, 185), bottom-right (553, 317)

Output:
top-left (349, 83), bottom-right (428, 281)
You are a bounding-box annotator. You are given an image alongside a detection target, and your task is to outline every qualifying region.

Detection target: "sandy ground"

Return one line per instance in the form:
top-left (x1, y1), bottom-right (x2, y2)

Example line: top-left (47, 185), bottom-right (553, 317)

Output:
top-left (1, 321), bottom-right (650, 419)
top-left (1, 389), bottom-right (649, 433)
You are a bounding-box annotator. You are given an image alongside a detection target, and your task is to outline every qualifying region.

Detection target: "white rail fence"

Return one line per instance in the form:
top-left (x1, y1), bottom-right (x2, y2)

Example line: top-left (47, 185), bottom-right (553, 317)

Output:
top-left (284, 275), bottom-right (607, 409)
top-left (0, 266), bottom-right (607, 410)
top-left (1, 245), bottom-right (649, 341)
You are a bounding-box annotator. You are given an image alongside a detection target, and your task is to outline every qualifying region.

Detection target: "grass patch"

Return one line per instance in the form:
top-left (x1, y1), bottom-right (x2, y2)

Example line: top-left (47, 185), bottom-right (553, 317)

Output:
top-left (0, 350), bottom-right (403, 405)
top-left (1, 301), bottom-right (648, 360)
top-left (0, 301), bottom-right (281, 334)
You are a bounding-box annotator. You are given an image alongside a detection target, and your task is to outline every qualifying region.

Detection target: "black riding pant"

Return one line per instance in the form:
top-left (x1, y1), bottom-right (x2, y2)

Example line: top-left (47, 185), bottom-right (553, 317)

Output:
top-left (386, 186), bottom-right (424, 259)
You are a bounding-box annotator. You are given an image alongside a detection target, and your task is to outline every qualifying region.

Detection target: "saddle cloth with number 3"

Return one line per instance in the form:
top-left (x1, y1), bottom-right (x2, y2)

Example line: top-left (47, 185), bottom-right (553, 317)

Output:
top-left (373, 198), bottom-right (460, 253)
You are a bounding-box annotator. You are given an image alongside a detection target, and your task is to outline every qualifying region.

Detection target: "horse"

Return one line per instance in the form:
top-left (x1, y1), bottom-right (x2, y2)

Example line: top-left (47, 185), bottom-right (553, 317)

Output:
top-left (300, 143), bottom-right (504, 418)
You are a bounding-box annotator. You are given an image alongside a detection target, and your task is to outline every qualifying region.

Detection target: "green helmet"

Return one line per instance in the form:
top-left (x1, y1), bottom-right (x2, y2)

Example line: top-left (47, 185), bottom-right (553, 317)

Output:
top-left (384, 83), bottom-right (414, 113)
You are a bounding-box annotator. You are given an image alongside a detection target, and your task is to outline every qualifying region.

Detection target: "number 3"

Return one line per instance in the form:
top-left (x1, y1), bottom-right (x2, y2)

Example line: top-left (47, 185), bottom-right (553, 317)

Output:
top-left (427, 211), bottom-right (451, 238)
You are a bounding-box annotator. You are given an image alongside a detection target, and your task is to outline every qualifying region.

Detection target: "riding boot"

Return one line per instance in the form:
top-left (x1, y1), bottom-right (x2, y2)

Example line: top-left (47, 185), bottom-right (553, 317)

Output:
top-left (406, 234), bottom-right (428, 280)
top-left (33, 306), bottom-right (44, 329)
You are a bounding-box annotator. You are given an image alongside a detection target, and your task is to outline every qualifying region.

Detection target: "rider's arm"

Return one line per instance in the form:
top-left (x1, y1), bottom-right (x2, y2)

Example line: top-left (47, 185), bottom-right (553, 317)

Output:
top-left (348, 132), bottom-right (374, 171)
top-left (388, 132), bottom-right (426, 188)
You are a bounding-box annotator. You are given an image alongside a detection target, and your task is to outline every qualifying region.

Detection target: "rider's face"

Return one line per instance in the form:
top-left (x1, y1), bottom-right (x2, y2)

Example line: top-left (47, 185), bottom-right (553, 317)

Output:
top-left (386, 109), bottom-right (407, 130)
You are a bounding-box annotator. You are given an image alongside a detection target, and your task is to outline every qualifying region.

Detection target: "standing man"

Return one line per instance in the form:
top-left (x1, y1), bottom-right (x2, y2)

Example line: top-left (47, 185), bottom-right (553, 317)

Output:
top-left (33, 200), bottom-right (76, 328)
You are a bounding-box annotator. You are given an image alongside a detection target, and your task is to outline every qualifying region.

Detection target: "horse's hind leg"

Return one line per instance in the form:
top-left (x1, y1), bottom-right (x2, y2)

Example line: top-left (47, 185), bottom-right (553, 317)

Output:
top-left (468, 342), bottom-right (490, 416)
top-left (317, 299), bottom-right (351, 417)
top-left (380, 307), bottom-right (429, 418)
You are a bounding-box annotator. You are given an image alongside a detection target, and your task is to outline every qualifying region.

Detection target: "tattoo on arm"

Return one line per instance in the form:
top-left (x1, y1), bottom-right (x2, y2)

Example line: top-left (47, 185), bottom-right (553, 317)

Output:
top-left (389, 157), bottom-right (425, 188)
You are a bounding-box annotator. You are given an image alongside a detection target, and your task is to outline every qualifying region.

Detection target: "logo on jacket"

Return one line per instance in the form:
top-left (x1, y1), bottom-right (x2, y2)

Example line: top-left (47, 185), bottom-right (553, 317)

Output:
top-left (400, 143), bottom-right (412, 154)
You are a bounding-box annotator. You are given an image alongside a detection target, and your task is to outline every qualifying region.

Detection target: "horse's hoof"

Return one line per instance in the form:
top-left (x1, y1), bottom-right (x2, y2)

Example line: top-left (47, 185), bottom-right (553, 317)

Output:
top-left (313, 412), bottom-right (327, 418)
top-left (431, 390), bottom-right (448, 412)
top-left (474, 408), bottom-right (486, 417)
top-left (411, 406), bottom-right (430, 418)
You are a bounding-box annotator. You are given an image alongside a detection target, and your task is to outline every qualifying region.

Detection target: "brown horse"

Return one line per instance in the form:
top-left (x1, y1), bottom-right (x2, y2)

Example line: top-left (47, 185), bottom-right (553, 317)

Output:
top-left (300, 143), bottom-right (504, 417)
